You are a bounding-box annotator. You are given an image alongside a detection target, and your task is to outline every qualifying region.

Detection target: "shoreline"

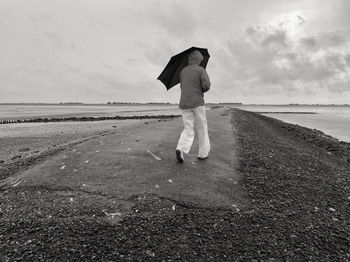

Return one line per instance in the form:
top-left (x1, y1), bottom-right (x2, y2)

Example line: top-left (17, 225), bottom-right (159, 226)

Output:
top-left (252, 111), bottom-right (350, 143)
top-left (256, 111), bottom-right (317, 114)
top-left (1, 108), bottom-right (349, 260)
top-left (0, 114), bottom-right (180, 124)
top-left (233, 108), bottom-right (350, 260)
top-left (256, 111), bottom-right (350, 163)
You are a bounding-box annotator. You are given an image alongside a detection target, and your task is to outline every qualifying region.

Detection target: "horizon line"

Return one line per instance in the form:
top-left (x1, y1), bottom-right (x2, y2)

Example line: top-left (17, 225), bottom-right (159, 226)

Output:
top-left (0, 102), bottom-right (349, 106)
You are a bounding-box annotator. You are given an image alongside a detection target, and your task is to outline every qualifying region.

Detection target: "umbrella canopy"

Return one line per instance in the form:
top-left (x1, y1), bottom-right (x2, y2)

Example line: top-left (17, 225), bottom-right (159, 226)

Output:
top-left (157, 46), bottom-right (210, 90)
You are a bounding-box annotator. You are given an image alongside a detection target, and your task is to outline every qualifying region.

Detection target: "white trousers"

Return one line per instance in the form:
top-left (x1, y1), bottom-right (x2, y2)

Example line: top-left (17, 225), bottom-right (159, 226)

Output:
top-left (176, 106), bottom-right (210, 158)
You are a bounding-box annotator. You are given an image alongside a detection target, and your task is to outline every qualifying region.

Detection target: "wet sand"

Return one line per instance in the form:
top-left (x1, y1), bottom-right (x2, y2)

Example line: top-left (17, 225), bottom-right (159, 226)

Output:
top-left (0, 114), bottom-right (180, 164)
top-left (0, 119), bottom-right (149, 165)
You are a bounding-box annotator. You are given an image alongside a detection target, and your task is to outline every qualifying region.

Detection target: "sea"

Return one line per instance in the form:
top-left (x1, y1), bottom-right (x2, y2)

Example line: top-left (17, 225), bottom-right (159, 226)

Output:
top-left (0, 104), bottom-right (349, 142)
top-left (0, 104), bottom-right (180, 120)
top-left (235, 105), bottom-right (350, 143)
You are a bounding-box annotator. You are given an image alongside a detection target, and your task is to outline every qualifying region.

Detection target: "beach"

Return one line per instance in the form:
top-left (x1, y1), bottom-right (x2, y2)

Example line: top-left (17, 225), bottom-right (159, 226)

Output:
top-left (0, 107), bottom-right (349, 261)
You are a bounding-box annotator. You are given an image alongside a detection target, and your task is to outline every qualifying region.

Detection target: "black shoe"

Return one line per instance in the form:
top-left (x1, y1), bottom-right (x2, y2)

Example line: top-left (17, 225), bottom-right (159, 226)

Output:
top-left (198, 156), bottom-right (208, 160)
top-left (176, 150), bottom-right (184, 162)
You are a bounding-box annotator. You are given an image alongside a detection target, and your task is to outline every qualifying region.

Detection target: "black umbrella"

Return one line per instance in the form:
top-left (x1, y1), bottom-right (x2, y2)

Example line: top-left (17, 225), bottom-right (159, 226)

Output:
top-left (157, 46), bottom-right (210, 90)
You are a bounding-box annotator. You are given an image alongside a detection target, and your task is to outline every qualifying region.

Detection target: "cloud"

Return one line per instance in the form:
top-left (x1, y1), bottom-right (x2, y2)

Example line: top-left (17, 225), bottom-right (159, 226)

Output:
top-left (1, 0), bottom-right (350, 104)
top-left (345, 54), bottom-right (350, 66)
top-left (300, 37), bottom-right (317, 50)
top-left (300, 31), bottom-right (350, 51)
top-left (261, 30), bottom-right (287, 47)
top-left (297, 15), bottom-right (306, 25)
top-left (225, 21), bottom-right (350, 98)
top-left (30, 14), bottom-right (51, 24)
top-left (140, 40), bottom-right (175, 67)
top-left (146, 1), bottom-right (198, 38)
top-left (45, 32), bottom-right (66, 50)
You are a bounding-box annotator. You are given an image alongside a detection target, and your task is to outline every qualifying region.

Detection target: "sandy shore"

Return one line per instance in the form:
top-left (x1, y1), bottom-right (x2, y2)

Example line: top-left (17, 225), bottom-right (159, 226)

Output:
top-left (0, 108), bottom-right (349, 261)
top-left (0, 114), bottom-right (181, 167)
top-left (0, 120), bottom-right (143, 163)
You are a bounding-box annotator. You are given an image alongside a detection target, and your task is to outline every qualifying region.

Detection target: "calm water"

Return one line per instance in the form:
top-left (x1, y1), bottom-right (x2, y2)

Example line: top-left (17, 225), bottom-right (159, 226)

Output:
top-left (0, 104), bottom-right (179, 120)
top-left (1, 104), bottom-right (349, 142)
top-left (235, 105), bottom-right (350, 142)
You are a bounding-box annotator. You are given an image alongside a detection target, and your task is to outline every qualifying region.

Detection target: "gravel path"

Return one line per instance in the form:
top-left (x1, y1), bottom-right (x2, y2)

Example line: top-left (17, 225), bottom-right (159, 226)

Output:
top-left (1, 108), bottom-right (349, 261)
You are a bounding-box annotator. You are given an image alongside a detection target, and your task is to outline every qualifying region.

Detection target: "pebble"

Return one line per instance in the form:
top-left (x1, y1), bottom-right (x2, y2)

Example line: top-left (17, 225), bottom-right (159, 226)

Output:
top-left (11, 155), bottom-right (21, 160)
top-left (12, 180), bottom-right (23, 187)
top-left (329, 207), bottom-right (336, 212)
top-left (25, 239), bottom-right (32, 245)
top-left (232, 204), bottom-right (240, 211)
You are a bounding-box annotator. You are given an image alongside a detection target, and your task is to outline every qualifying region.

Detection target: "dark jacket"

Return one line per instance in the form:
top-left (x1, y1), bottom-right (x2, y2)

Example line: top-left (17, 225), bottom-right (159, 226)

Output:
top-left (179, 50), bottom-right (211, 109)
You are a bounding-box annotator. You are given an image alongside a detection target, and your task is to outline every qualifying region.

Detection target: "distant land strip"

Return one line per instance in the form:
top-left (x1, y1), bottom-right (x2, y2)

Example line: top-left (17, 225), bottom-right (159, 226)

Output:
top-left (0, 114), bottom-right (181, 125)
top-left (257, 112), bottom-right (317, 114)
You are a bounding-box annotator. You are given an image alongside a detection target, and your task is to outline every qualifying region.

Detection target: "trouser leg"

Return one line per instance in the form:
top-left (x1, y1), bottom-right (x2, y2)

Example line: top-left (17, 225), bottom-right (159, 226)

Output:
top-left (176, 109), bottom-right (195, 154)
top-left (194, 106), bottom-right (210, 158)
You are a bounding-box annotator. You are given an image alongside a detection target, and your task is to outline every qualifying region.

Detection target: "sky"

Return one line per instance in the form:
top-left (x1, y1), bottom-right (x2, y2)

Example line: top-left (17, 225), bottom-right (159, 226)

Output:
top-left (0, 0), bottom-right (349, 104)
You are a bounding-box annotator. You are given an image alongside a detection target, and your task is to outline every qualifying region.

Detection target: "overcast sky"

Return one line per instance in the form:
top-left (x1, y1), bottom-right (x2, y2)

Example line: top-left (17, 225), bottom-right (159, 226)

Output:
top-left (0, 0), bottom-right (349, 104)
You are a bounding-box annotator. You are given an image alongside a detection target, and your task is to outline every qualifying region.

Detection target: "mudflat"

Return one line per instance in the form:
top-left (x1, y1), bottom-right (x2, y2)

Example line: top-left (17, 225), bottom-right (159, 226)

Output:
top-left (1, 107), bottom-right (349, 261)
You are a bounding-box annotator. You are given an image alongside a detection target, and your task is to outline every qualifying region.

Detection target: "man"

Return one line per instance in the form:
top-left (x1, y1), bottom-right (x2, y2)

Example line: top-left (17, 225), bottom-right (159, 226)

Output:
top-left (176, 50), bottom-right (211, 162)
